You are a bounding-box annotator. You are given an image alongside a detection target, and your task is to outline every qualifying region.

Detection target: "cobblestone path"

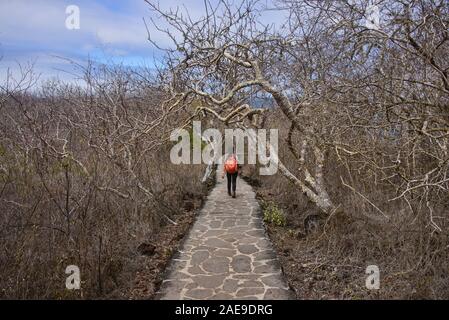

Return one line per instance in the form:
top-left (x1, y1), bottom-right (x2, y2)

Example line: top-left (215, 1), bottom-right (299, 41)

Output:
top-left (157, 171), bottom-right (292, 300)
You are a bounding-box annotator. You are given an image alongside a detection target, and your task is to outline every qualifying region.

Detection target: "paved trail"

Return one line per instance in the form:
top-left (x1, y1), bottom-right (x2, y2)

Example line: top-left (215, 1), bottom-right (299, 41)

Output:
top-left (157, 171), bottom-right (292, 300)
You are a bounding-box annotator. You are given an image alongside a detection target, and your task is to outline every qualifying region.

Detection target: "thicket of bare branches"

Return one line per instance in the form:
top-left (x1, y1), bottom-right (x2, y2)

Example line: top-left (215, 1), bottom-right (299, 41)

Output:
top-left (146, 0), bottom-right (448, 297)
top-left (0, 61), bottom-right (206, 298)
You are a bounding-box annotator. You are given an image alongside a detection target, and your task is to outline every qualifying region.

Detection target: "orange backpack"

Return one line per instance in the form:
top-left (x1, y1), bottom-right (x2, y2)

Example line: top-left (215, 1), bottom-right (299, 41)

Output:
top-left (224, 155), bottom-right (238, 174)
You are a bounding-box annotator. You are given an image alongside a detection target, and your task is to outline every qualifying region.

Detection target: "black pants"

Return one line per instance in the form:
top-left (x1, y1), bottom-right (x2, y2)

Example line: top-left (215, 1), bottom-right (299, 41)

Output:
top-left (226, 172), bottom-right (238, 194)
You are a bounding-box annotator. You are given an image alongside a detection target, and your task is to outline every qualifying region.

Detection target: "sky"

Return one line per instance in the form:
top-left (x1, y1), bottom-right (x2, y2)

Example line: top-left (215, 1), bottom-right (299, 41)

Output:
top-left (0, 0), bottom-right (166, 84)
top-left (0, 0), bottom-right (286, 85)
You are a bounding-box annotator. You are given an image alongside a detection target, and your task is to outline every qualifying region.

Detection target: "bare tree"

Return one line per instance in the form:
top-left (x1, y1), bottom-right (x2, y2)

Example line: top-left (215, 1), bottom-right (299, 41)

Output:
top-left (144, 0), bottom-right (448, 232)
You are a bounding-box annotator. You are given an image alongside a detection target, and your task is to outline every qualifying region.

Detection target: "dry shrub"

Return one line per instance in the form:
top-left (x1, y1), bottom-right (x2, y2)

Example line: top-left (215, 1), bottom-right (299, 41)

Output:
top-left (0, 64), bottom-right (208, 299)
top-left (245, 108), bottom-right (449, 299)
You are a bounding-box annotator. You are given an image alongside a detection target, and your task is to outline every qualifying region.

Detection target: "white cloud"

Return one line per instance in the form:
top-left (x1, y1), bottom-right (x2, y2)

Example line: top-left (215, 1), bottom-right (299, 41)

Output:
top-left (0, 0), bottom-right (166, 77)
top-left (0, 0), bottom-right (286, 81)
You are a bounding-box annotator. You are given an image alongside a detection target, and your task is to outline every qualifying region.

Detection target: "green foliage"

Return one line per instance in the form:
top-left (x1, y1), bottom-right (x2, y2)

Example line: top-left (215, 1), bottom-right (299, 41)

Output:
top-left (262, 201), bottom-right (286, 227)
top-left (163, 247), bottom-right (173, 258)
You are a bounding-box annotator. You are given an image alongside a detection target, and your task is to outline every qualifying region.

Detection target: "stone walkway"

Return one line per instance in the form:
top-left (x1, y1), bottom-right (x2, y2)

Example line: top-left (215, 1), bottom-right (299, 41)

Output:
top-left (156, 171), bottom-right (292, 300)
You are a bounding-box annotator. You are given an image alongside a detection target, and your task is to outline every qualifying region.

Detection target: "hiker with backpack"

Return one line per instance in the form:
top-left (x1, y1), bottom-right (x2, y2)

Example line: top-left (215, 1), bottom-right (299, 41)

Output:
top-left (221, 151), bottom-right (239, 198)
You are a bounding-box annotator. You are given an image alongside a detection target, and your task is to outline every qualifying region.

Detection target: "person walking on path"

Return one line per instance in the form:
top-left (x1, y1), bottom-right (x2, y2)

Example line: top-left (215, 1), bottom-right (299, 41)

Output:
top-left (221, 151), bottom-right (239, 198)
